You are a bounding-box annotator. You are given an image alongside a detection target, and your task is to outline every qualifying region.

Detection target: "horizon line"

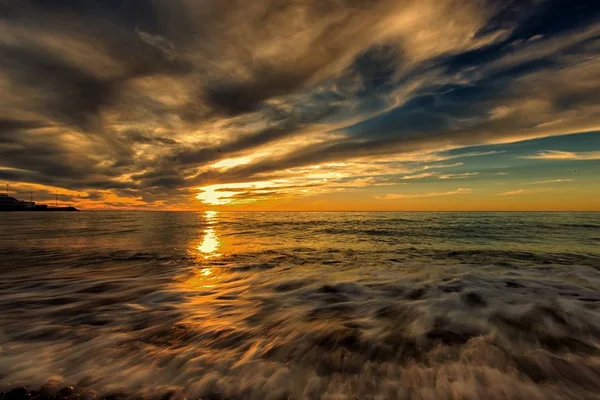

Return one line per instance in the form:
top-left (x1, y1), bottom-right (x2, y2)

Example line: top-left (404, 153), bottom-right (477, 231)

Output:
top-left (69, 209), bottom-right (600, 213)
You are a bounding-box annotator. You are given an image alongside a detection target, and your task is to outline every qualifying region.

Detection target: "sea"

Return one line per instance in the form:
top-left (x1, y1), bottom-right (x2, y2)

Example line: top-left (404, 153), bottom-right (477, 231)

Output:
top-left (1, 211), bottom-right (600, 400)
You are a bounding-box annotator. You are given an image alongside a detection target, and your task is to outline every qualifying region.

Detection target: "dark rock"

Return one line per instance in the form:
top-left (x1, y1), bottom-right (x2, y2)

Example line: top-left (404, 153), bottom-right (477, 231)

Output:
top-left (505, 281), bottom-right (524, 288)
top-left (5, 388), bottom-right (31, 400)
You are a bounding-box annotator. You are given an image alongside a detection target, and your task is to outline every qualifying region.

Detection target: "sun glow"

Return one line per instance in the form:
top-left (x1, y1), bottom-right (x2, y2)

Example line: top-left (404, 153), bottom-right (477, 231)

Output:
top-left (196, 188), bottom-right (239, 205)
top-left (211, 156), bottom-right (254, 170)
top-left (196, 181), bottom-right (276, 206)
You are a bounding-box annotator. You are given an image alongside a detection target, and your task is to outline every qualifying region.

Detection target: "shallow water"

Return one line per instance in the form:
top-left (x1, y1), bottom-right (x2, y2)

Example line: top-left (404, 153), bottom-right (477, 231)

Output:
top-left (1, 211), bottom-right (600, 399)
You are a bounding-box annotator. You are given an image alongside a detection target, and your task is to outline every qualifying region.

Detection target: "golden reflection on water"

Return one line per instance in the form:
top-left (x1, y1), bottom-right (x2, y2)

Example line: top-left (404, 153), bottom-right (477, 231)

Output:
top-left (197, 211), bottom-right (221, 259)
top-left (197, 228), bottom-right (220, 256)
top-left (184, 211), bottom-right (223, 289)
top-left (204, 210), bottom-right (219, 222)
top-left (184, 267), bottom-right (217, 289)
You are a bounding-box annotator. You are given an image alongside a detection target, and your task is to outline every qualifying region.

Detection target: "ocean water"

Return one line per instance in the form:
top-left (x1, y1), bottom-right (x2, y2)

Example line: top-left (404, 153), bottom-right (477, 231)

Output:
top-left (1, 211), bottom-right (600, 400)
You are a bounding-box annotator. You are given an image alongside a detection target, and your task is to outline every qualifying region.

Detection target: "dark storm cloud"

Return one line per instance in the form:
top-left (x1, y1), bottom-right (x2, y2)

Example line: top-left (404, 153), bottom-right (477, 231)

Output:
top-left (474, 0), bottom-right (543, 39)
top-left (0, 17), bottom-right (192, 131)
top-left (0, 125), bottom-right (138, 190)
top-left (130, 168), bottom-right (186, 190)
top-left (124, 130), bottom-right (179, 146)
top-left (1, 0), bottom-right (599, 207)
top-left (350, 44), bottom-right (400, 96)
top-left (0, 45), bottom-right (117, 131)
top-left (0, 132), bottom-right (93, 180)
top-left (1, 0), bottom-right (399, 193)
top-left (203, 72), bottom-right (310, 116)
top-left (0, 118), bottom-right (48, 132)
top-left (0, 168), bottom-right (40, 183)
top-left (196, 0), bottom-right (400, 116)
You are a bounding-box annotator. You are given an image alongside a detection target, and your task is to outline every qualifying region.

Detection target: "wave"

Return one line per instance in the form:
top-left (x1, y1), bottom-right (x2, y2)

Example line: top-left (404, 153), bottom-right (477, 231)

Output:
top-left (1, 259), bottom-right (600, 399)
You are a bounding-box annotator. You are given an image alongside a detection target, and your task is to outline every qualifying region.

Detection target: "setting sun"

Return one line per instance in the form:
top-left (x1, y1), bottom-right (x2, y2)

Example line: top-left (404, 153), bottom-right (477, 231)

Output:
top-left (196, 181), bottom-right (278, 206)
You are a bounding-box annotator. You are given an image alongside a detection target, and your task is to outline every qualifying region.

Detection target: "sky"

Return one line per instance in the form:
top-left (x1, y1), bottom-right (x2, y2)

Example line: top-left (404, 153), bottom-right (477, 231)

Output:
top-left (1, 0), bottom-right (599, 211)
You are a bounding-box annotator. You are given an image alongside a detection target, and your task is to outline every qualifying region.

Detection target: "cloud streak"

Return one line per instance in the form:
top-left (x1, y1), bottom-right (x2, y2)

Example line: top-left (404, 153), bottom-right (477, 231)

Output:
top-left (498, 189), bottom-right (526, 196)
top-left (439, 172), bottom-right (479, 180)
top-left (376, 188), bottom-right (471, 200)
top-left (521, 151), bottom-right (600, 160)
top-left (531, 179), bottom-right (574, 184)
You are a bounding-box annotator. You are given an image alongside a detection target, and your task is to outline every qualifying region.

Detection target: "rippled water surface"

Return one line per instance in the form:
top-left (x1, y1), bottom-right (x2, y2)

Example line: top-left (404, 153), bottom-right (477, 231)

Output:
top-left (1, 212), bottom-right (600, 399)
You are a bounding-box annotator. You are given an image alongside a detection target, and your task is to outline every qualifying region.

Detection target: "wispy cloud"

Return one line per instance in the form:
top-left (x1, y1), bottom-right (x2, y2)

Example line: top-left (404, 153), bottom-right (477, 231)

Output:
top-left (400, 172), bottom-right (438, 180)
top-left (448, 151), bottom-right (504, 159)
top-left (531, 179), bottom-right (574, 185)
top-left (521, 151), bottom-right (600, 160)
top-left (439, 172), bottom-right (479, 179)
top-left (377, 188), bottom-right (471, 200)
top-left (420, 162), bottom-right (464, 170)
top-left (497, 187), bottom-right (560, 196)
top-left (497, 189), bottom-right (526, 196)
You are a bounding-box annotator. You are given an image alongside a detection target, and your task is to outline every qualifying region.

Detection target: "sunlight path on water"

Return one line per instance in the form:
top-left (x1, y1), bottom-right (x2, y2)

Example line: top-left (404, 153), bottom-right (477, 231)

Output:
top-left (196, 211), bottom-right (221, 259)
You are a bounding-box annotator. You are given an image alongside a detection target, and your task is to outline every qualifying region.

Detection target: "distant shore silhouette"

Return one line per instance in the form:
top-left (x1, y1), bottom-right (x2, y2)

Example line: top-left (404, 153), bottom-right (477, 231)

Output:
top-left (0, 193), bottom-right (78, 211)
